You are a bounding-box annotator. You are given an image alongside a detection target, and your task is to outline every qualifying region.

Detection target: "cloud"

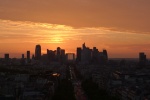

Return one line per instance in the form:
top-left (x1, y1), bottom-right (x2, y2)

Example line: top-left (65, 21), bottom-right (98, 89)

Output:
top-left (0, 0), bottom-right (150, 33)
top-left (1, 19), bottom-right (150, 58)
top-left (0, 19), bottom-right (109, 44)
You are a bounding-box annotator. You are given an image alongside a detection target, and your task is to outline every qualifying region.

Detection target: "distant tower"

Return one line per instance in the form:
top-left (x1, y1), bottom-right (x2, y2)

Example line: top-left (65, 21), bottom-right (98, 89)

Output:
top-left (4, 54), bottom-right (9, 64)
top-left (139, 52), bottom-right (146, 61)
top-left (57, 47), bottom-right (61, 61)
top-left (82, 42), bottom-right (86, 49)
top-left (35, 45), bottom-right (41, 60)
top-left (27, 51), bottom-right (30, 62)
top-left (57, 47), bottom-right (61, 56)
top-left (61, 49), bottom-right (66, 63)
top-left (5, 54), bottom-right (9, 60)
top-left (76, 47), bottom-right (82, 62)
top-left (103, 49), bottom-right (108, 60)
top-left (22, 54), bottom-right (24, 59)
top-left (139, 52), bottom-right (147, 67)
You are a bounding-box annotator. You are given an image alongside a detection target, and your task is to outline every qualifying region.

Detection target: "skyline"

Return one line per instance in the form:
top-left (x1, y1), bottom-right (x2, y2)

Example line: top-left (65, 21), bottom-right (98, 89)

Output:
top-left (0, 0), bottom-right (150, 58)
top-left (0, 43), bottom-right (149, 59)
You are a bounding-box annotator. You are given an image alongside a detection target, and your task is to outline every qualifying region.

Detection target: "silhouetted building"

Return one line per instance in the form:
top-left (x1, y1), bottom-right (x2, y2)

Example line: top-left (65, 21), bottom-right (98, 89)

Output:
top-left (22, 54), bottom-right (24, 59)
top-left (4, 54), bottom-right (10, 64)
top-left (35, 45), bottom-right (41, 60)
top-left (21, 54), bottom-right (25, 65)
top-left (32, 54), bottom-right (34, 59)
top-left (81, 43), bottom-right (92, 64)
top-left (66, 53), bottom-right (75, 61)
top-left (61, 49), bottom-right (65, 56)
top-left (92, 47), bottom-right (99, 63)
top-left (76, 47), bottom-right (82, 62)
top-left (139, 52), bottom-right (146, 61)
top-left (61, 49), bottom-right (66, 63)
top-left (139, 52), bottom-right (147, 67)
top-left (27, 51), bottom-right (30, 63)
top-left (4, 54), bottom-right (9, 60)
top-left (47, 49), bottom-right (56, 62)
top-left (57, 47), bottom-right (61, 61)
top-left (103, 49), bottom-right (108, 62)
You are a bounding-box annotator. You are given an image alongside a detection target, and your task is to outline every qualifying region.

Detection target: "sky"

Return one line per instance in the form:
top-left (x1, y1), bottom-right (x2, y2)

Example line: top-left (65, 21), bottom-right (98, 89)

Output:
top-left (0, 0), bottom-right (150, 58)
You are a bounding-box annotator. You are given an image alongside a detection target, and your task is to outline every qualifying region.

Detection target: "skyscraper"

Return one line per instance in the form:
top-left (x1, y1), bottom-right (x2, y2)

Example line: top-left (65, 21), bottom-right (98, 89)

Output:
top-left (5, 54), bottom-right (9, 60)
top-left (92, 47), bottom-right (99, 63)
top-left (81, 43), bottom-right (92, 64)
top-left (22, 54), bottom-right (24, 59)
top-left (57, 47), bottom-right (61, 56)
top-left (27, 51), bottom-right (30, 62)
top-left (139, 52), bottom-right (147, 67)
top-left (103, 49), bottom-right (108, 61)
top-left (4, 54), bottom-right (9, 64)
top-left (57, 47), bottom-right (61, 61)
top-left (35, 45), bottom-right (41, 60)
top-left (77, 47), bottom-right (82, 62)
top-left (47, 49), bottom-right (55, 62)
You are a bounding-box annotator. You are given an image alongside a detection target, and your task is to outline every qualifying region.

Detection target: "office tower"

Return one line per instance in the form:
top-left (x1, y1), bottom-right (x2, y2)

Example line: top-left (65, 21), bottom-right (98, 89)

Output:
top-left (61, 49), bottom-right (66, 63)
top-left (4, 54), bottom-right (9, 64)
top-left (27, 51), bottom-right (30, 60)
top-left (103, 49), bottom-right (108, 61)
top-left (82, 42), bottom-right (86, 49)
top-left (57, 47), bottom-right (61, 61)
top-left (139, 52), bottom-right (146, 61)
top-left (22, 54), bottom-right (24, 59)
top-left (35, 45), bottom-right (41, 60)
top-left (139, 52), bottom-right (147, 67)
top-left (81, 43), bottom-right (92, 64)
top-left (92, 47), bottom-right (99, 63)
top-left (61, 49), bottom-right (65, 56)
top-left (5, 54), bottom-right (9, 60)
top-left (32, 54), bottom-right (35, 60)
top-left (47, 49), bottom-right (55, 62)
top-left (57, 47), bottom-right (61, 56)
top-left (27, 51), bottom-right (30, 62)
top-left (77, 47), bottom-right (82, 62)
top-left (21, 54), bottom-right (25, 65)
top-left (66, 53), bottom-right (75, 61)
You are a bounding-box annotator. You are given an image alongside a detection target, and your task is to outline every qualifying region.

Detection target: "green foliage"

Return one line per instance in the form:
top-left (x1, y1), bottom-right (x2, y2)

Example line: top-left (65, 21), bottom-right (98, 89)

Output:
top-left (52, 79), bottom-right (76, 100)
top-left (82, 79), bottom-right (120, 100)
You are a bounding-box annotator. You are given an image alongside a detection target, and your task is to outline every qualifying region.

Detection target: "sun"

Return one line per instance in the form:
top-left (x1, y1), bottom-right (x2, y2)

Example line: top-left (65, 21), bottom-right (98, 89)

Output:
top-left (51, 36), bottom-right (64, 43)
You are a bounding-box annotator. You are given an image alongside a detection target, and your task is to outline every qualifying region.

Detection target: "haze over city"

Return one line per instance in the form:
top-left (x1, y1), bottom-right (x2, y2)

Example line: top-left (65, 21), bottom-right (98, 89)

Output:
top-left (1, 1), bottom-right (150, 100)
top-left (0, 0), bottom-right (150, 58)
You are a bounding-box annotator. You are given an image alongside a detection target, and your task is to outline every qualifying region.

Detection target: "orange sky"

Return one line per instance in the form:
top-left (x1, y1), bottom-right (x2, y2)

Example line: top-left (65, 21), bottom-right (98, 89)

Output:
top-left (0, 0), bottom-right (150, 58)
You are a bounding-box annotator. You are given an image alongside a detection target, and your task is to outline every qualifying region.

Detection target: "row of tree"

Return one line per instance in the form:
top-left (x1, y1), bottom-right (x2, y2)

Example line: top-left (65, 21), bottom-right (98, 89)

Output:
top-left (82, 79), bottom-right (120, 100)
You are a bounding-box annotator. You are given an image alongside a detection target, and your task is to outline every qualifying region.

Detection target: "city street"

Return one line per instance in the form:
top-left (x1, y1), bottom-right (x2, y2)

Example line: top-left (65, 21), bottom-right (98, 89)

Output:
top-left (69, 66), bottom-right (88, 100)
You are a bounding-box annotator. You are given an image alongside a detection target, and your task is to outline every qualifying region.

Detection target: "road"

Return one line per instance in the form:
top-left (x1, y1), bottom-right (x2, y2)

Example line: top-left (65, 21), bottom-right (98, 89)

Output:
top-left (69, 66), bottom-right (88, 100)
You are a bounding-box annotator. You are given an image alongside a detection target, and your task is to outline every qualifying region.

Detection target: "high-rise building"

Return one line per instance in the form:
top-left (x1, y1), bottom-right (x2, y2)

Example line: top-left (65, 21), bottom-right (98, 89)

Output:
top-left (27, 51), bottom-right (30, 62)
top-left (61, 49), bottom-right (66, 63)
top-left (81, 43), bottom-right (92, 64)
top-left (57, 47), bottom-right (61, 61)
top-left (47, 49), bottom-right (55, 62)
top-left (4, 54), bottom-right (9, 64)
top-left (103, 49), bottom-right (108, 61)
top-left (66, 53), bottom-right (75, 61)
top-left (139, 52), bottom-right (146, 61)
top-left (22, 54), bottom-right (24, 59)
top-left (35, 45), bottom-right (41, 60)
top-left (77, 47), bottom-right (82, 62)
top-left (139, 52), bottom-right (147, 67)
top-left (5, 54), bottom-right (9, 60)
top-left (61, 49), bottom-right (65, 56)
top-left (57, 47), bottom-right (61, 56)
top-left (92, 47), bottom-right (99, 63)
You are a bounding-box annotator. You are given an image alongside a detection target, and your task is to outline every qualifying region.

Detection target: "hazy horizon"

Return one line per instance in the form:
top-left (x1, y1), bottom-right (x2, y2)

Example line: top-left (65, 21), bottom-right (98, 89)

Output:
top-left (0, 0), bottom-right (150, 58)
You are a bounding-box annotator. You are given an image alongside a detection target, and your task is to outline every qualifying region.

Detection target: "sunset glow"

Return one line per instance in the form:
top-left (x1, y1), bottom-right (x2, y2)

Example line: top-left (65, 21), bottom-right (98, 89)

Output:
top-left (0, 0), bottom-right (150, 58)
